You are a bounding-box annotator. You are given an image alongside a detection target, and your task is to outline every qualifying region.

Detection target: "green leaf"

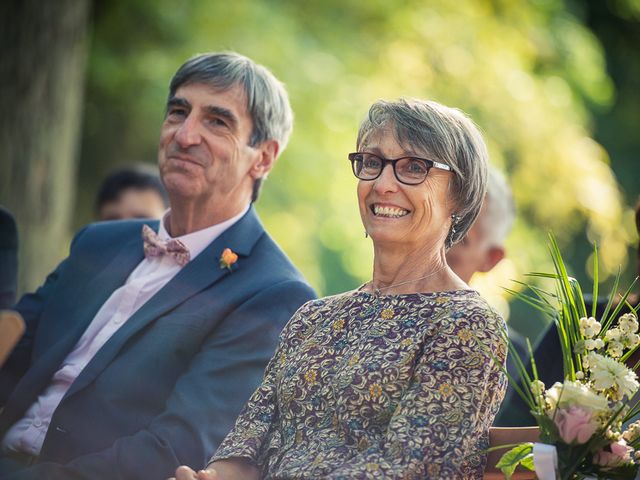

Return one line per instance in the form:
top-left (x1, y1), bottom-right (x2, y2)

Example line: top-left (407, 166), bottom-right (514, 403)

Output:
top-left (592, 242), bottom-right (599, 318)
top-left (600, 267), bottom-right (622, 332)
top-left (519, 454), bottom-right (535, 472)
top-left (496, 443), bottom-right (535, 479)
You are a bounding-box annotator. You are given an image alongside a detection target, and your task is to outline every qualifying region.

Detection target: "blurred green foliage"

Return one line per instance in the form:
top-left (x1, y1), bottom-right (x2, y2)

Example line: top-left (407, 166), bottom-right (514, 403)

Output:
top-left (75, 0), bottom-right (639, 342)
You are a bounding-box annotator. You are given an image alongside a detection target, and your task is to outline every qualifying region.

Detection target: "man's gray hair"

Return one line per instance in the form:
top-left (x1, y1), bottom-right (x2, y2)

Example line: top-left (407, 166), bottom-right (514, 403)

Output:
top-left (169, 52), bottom-right (293, 151)
top-left (481, 167), bottom-right (516, 247)
top-left (357, 98), bottom-right (489, 248)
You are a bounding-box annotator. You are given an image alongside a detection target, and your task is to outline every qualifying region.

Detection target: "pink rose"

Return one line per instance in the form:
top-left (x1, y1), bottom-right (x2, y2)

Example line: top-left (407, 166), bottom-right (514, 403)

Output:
top-left (554, 406), bottom-right (597, 444)
top-left (593, 440), bottom-right (633, 467)
top-left (611, 440), bottom-right (633, 462)
top-left (594, 450), bottom-right (619, 467)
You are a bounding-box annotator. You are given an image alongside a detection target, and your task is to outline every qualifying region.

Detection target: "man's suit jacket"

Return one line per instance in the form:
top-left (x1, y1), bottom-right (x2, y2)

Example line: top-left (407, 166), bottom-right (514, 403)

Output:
top-left (0, 207), bottom-right (315, 479)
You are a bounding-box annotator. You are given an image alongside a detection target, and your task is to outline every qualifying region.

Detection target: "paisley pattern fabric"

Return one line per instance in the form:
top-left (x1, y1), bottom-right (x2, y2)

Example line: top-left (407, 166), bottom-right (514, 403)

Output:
top-left (211, 289), bottom-right (507, 479)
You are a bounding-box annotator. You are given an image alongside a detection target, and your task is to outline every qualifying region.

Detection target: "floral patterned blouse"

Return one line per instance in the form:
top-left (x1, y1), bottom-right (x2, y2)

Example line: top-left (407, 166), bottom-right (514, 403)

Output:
top-left (211, 289), bottom-right (508, 479)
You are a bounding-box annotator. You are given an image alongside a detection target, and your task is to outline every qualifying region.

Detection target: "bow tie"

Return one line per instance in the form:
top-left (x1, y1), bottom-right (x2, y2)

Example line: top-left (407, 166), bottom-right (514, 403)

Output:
top-left (141, 224), bottom-right (190, 266)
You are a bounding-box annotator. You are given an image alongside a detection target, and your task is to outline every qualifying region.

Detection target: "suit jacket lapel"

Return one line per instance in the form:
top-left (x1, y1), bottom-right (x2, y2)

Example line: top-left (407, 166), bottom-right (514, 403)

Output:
top-left (65, 233), bottom-right (146, 342)
top-left (32, 221), bottom-right (153, 371)
top-left (64, 207), bottom-right (265, 399)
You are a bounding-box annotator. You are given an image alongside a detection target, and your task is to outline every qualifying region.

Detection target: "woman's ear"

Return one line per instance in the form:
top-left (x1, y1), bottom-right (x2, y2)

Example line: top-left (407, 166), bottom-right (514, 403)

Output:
top-left (250, 140), bottom-right (279, 180)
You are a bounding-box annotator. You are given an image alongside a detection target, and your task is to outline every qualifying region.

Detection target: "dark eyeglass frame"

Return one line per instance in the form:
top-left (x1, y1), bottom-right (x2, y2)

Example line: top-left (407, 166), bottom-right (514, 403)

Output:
top-left (348, 152), bottom-right (453, 185)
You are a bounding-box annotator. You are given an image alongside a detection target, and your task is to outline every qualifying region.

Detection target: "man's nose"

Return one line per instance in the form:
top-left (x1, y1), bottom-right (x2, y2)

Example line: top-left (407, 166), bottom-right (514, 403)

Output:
top-left (373, 163), bottom-right (399, 193)
top-left (174, 115), bottom-right (202, 148)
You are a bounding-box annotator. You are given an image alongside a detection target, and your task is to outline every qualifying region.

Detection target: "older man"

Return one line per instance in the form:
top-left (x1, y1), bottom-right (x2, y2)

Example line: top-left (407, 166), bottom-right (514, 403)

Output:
top-left (0, 52), bottom-right (315, 479)
top-left (446, 167), bottom-right (529, 425)
top-left (446, 167), bottom-right (515, 285)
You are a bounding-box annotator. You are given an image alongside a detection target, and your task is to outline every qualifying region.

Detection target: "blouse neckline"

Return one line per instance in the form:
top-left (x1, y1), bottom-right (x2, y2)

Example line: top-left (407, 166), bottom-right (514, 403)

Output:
top-left (353, 285), bottom-right (478, 299)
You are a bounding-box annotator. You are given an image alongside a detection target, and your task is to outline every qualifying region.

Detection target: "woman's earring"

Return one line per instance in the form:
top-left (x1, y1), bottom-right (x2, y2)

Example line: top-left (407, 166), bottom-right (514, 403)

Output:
top-left (364, 230), bottom-right (369, 238)
top-left (447, 214), bottom-right (460, 248)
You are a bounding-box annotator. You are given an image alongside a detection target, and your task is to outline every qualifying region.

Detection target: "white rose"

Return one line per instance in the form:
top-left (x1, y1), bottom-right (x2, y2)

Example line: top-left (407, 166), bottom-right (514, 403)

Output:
top-left (545, 380), bottom-right (609, 414)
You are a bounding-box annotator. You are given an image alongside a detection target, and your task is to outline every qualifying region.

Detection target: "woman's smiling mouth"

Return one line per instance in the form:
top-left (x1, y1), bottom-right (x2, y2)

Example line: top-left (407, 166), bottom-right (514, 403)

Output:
top-left (370, 204), bottom-right (410, 218)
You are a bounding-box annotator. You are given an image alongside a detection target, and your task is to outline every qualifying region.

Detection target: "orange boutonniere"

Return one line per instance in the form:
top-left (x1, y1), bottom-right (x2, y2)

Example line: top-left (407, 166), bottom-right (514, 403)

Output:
top-left (219, 248), bottom-right (238, 271)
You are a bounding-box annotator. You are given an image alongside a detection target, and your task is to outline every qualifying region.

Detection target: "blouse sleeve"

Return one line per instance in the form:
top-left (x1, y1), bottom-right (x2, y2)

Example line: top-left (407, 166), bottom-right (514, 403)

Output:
top-left (324, 300), bottom-right (508, 479)
top-left (209, 300), bottom-right (317, 467)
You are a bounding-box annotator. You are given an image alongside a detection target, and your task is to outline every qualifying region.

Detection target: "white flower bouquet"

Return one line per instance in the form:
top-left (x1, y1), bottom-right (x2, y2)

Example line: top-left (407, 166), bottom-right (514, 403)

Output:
top-left (493, 234), bottom-right (640, 479)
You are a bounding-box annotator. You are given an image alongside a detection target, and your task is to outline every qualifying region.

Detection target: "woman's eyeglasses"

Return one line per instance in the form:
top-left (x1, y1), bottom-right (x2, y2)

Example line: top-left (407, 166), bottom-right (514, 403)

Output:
top-left (348, 152), bottom-right (453, 185)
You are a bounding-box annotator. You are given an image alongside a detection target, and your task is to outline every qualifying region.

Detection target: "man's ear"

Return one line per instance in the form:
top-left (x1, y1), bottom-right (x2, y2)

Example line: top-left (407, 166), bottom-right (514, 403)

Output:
top-left (249, 140), bottom-right (279, 180)
top-left (478, 246), bottom-right (505, 273)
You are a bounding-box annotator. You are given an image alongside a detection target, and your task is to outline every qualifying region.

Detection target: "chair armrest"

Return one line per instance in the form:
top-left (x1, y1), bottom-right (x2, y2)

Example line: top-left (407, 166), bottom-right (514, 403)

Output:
top-left (484, 426), bottom-right (540, 479)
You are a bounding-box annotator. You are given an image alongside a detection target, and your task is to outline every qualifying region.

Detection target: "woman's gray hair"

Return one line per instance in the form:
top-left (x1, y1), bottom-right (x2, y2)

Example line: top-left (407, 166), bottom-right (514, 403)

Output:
top-left (168, 52), bottom-right (293, 201)
top-left (357, 98), bottom-right (489, 248)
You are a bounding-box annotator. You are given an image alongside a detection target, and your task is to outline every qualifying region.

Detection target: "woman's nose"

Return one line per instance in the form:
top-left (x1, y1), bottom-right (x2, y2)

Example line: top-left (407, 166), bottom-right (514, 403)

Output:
top-left (373, 163), bottom-right (399, 193)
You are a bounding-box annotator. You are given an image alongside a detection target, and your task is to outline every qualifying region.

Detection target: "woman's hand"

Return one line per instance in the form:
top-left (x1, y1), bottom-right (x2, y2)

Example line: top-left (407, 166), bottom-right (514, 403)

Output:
top-left (169, 459), bottom-right (259, 480)
top-left (170, 465), bottom-right (218, 480)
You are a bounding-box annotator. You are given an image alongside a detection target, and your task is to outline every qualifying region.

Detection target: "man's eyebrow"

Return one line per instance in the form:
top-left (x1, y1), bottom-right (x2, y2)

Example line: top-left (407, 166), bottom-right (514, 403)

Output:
top-left (166, 96), bottom-right (190, 111)
top-left (165, 97), bottom-right (239, 128)
top-left (204, 105), bottom-right (238, 128)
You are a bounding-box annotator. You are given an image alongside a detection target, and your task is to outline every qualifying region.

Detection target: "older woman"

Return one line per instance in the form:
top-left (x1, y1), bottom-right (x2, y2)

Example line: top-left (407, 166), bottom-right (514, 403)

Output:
top-left (174, 99), bottom-right (507, 479)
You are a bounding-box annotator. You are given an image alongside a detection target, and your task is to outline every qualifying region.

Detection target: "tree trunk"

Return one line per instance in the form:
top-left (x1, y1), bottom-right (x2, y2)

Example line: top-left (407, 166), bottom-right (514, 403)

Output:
top-left (0, 0), bottom-right (90, 295)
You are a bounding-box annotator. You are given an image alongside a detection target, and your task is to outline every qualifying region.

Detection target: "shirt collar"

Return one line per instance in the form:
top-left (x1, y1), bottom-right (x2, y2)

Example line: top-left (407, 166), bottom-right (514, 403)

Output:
top-left (157, 204), bottom-right (250, 261)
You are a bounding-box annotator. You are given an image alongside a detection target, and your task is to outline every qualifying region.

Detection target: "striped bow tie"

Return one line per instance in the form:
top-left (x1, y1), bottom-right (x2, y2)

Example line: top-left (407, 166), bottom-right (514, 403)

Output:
top-left (141, 224), bottom-right (190, 266)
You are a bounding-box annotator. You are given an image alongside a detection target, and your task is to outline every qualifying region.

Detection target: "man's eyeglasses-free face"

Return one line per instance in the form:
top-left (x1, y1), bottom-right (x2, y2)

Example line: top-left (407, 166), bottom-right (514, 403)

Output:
top-left (348, 152), bottom-right (453, 185)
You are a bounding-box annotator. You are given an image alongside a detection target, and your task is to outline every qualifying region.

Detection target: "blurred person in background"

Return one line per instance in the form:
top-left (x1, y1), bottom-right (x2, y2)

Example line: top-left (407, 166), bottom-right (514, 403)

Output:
top-left (0, 207), bottom-right (18, 310)
top-left (0, 52), bottom-right (315, 480)
top-left (446, 166), bottom-right (514, 286)
top-left (174, 98), bottom-right (507, 480)
top-left (446, 167), bottom-right (529, 426)
top-left (96, 164), bottom-right (168, 221)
